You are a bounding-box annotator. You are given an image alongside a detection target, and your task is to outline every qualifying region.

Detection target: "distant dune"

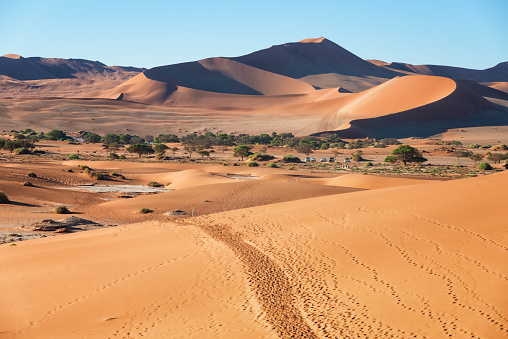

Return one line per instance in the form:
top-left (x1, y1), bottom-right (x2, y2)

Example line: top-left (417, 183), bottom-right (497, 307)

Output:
top-left (0, 54), bottom-right (144, 81)
top-left (369, 59), bottom-right (508, 83)
top-left (482, 81), bottom-right (508, 94)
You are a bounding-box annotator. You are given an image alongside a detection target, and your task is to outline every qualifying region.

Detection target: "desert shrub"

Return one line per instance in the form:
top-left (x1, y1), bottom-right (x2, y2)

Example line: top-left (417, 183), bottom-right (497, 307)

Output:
top-left (249, 152), bottom-right (275, 161)
top-left (89, 171), bottom-right (105, 180)
top-left (384, 156), bottom-right (397, 163)
top-left (67, 153), bottom-right (79, 160)
top-left (110, 172), bottom-right (126, 179)
top-left (27, 171), bottom-right (37, 178)
top-left (140, 208), bottom-right (152, 214)
top-left (478, 162), bottom-right (493, 170)
top-left (247, 161), bottom-right (259, 167)
top-left (380, 138), bottom-right (401, 146)
top-left (108, 153), bottom-right (119, 160)
top-left (373, 143), bottom-right (387, 148)
top-left (351, 153), bottom-right (363, 162)
top-left (283, 155), bottom-right (301, 163)
top-left (55, 205), bottom-right (70, 214)
top-left (0, 191), bottom-right (9, 204)
top-left (118, 154), bottom-right (126, 159)
top-left (267, 162), bottom-right (278, 168)
top-left (13, 147), bottom-right (31, 155)
top-left (147, 181), bottom-right (163, 187)
top-left (23, 181), bottom-right (33, 187)
top-left (78, 165), bottom-right (91, 171)
top-left (364, 161), bottom-right (373, 167)
top-left (288, 166), bottom-right (295, 170)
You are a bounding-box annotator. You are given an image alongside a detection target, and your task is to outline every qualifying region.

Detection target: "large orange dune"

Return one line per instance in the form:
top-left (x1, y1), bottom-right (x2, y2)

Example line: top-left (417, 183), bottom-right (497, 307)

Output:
top-left (1, 171), bottom-right (506, 338)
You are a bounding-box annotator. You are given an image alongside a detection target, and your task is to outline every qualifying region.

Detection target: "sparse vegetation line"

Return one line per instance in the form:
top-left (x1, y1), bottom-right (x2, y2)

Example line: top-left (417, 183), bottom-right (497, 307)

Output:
top-left (195, 221), bottom-right (317, 339)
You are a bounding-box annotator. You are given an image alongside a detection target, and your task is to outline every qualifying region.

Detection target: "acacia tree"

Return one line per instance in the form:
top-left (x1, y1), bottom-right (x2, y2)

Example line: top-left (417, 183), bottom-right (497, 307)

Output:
top-left (197, 150), bottom-right (210, 159)
top-left (108, 143), bottom-right (120, 154)
top-left (184, 145), bottom-right (197, 158)
top-left (233, 145), bottom-right (252, 161)
top-left (487, 152), bottom-right (506, 164)
top-left (296, 143), bottom-right (313, 157)
top-left (469, 153), bottom-right (483, 165)
top-left (389, 145), bottom-right (427, 165)
top-left (127, 143), bottom-right (154, 158)
top-left (153, 143), bottom-right (169, 155)
top-left (452, 150), bottom-right (472, 165)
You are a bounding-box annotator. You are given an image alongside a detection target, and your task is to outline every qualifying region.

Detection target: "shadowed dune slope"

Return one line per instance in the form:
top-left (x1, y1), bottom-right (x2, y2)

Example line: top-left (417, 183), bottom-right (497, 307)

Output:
top-left (0, 171), bottom-right (505, 338)
top-left (103, 57), bottom-right (315, 97)
top-left (232, 38), bottom-right (401, 84)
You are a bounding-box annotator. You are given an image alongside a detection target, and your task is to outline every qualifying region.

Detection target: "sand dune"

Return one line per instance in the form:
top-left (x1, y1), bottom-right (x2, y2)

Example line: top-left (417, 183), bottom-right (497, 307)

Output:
top-left (232, 37), bottom-right (401, 90)
top-left (96, 57), bottom-right (317, 105)
top-left (1, 169), bottom-right (505, 338)
top-left (312, 75), bottom-right (506, 137)
top-left (482, 81), bottom-right (508, 94)
top-left (97, 180), bottom-right (362, 221)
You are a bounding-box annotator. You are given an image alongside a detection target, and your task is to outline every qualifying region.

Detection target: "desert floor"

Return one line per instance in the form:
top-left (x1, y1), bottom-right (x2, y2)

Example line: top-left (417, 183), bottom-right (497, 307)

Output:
top-left (0, 139), bottom-right (507, 338)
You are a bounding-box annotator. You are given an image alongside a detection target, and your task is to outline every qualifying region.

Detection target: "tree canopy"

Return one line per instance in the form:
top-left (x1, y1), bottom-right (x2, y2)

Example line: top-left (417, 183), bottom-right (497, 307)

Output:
top-left (233, 145), bottom-right (252, 161)
top-left (390, 145), bottom-right (427, 165)
top-left (127, 143), bottom-right (154, 158)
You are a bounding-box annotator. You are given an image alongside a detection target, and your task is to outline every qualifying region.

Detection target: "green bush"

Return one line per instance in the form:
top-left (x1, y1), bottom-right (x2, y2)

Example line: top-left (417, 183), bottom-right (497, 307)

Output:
top-left (283, 155), bottom-right (301, 163)
top-left (0, 191), bottom-right (9, 204)
top-left (351, 153), bottom-right (363, 162)
top-left (89, 171), bottom-right (105, 180)
top-left (267, 162), bottom-right (278, 168)
top-left (67, 153), bottom-right (79, 160)
top-left (13, 147), bottom-right (31, 155)
top-left (27, 171), bottom-right (37, 178)
top-left (108, 153), bottom-right (119, 160)
top-left (249, 152), bottom-right (275, 161)
top-left (247, 161), bottom-right (259, 167)
top-left (118, 154), bottom-right (126, 160)
top-left (147, 181), bottom-right (163, 187)
top-left (55, 205), bottom-right (70, 214)
top-left (478, 162), bottom-right (493, 170)
top-left (140, 208), bottom-right (152, 214)
top-left (364, 161), bottom-right (373, 167)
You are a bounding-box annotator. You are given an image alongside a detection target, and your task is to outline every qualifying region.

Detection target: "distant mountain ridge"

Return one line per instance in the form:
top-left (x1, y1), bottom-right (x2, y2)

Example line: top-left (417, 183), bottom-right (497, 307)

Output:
top-left (0, 54), bottom-right (145, 81)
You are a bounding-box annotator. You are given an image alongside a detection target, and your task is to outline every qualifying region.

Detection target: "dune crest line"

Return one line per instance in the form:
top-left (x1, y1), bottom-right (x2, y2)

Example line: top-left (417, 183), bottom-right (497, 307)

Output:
top-left (193, 221), bottom-right (317, 339)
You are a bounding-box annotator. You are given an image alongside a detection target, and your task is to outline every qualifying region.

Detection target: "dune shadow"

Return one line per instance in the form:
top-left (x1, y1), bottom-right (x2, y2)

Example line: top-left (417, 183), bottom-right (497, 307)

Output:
top-left (8, 201), bottom-right (40, 207)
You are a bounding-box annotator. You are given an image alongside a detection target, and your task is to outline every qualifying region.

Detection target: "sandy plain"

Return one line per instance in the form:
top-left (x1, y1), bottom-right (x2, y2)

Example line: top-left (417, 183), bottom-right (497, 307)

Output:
top-left (0, 139), bottom-right (506, 338)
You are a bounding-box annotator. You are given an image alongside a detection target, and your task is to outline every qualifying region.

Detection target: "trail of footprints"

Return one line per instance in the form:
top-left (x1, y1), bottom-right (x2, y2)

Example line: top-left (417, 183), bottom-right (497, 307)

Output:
top-left (311, 209), bottom-right (506, 336)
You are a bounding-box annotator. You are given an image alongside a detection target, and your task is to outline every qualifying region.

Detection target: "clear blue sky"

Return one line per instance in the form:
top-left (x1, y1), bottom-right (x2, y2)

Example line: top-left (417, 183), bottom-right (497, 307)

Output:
top-left (1, 0), bottom-right (506, 70)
